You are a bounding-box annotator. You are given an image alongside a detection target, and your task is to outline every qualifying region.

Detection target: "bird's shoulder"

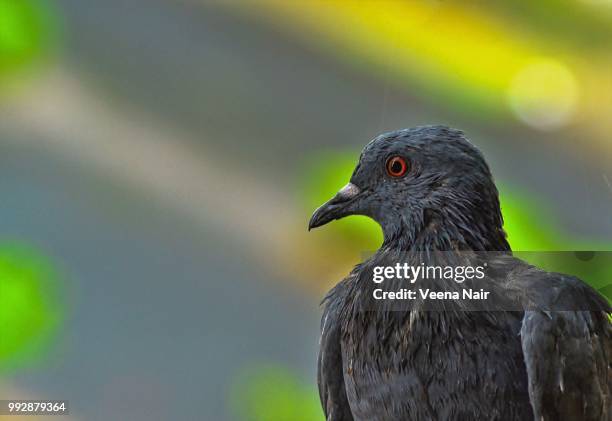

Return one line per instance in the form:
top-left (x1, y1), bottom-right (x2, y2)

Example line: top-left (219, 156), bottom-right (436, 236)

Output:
top-left (500, 258), bottom-right (612, 420)
top-left (494, 257), bottom-right (610, 312)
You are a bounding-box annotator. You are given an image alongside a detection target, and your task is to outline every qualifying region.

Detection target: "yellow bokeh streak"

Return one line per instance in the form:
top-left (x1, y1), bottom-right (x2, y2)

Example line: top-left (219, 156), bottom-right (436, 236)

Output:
top-left (227, 0), bottom-right (612, 143)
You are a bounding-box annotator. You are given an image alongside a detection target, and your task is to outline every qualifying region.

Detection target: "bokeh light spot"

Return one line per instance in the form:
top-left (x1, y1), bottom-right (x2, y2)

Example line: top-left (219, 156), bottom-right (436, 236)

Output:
top-left (230, 365), bottom-right (321, 421)
top-left (0, 0), bottom-right (58, 81)
top-left (507, 58), bottom-right (579, 130)
top-left (0, 1), bottom-right (29, 52)
top-left (0, 244), bottom-right (63, 371)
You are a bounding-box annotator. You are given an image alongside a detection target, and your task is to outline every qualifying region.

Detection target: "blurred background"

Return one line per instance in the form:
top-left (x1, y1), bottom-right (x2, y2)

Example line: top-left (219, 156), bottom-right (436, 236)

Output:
top-left (0, 0), bottom-right (610, 420)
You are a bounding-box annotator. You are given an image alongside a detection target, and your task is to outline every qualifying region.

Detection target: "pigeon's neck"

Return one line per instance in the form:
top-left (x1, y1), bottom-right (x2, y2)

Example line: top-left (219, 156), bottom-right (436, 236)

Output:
top-left (382, 204), bottom-right (510, 252)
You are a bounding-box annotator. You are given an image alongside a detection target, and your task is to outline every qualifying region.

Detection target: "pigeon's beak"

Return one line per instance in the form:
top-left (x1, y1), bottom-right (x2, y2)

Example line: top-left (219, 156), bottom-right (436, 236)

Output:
top-left (308, 183), bottom-right (361, 231)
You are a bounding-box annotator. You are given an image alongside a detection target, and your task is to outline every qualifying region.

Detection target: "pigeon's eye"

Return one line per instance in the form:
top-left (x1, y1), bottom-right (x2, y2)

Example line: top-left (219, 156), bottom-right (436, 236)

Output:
top-left (386, 156), bottom-right (408, 178)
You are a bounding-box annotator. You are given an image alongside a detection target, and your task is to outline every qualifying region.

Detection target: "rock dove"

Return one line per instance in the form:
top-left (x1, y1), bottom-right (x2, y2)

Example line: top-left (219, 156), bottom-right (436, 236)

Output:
top-left (308, 126), bottom-right (611, 421)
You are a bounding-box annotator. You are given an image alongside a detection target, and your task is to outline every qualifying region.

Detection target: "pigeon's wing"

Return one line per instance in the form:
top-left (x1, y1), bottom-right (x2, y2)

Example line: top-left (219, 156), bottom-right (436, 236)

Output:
top-left (519, 273), bottom-right (611, 421)
top-left (318, 287), bottom-right (353, 421)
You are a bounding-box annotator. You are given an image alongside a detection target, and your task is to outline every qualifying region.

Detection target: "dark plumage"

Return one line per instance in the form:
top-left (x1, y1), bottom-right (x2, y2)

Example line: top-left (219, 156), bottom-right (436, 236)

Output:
top-left (309, 126), bottom-right (611, 421)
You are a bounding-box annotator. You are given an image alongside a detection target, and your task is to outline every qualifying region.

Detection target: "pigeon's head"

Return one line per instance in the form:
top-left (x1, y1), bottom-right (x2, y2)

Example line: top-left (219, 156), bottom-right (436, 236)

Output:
top-left (308, 126), bottom-right (509, 251)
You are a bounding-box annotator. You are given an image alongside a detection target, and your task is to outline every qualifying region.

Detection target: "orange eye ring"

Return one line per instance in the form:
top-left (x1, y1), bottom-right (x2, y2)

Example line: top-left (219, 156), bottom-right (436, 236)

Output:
top-left (386, 156), bottom-right (408, 178)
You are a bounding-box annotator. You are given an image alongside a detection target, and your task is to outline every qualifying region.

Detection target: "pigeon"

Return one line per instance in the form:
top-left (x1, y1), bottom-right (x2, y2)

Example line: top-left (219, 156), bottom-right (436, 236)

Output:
top-left (308, 126), bottom-right (611, 421)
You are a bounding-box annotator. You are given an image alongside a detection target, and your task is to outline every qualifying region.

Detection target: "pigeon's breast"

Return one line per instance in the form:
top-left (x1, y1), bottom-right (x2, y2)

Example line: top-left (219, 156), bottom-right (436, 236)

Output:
top-left (341, 311), bottom-right (533, 420)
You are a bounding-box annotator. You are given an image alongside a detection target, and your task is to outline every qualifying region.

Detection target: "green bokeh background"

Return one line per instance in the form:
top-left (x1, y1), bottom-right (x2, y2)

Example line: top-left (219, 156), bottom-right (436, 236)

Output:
top-left (0, 244), bottom-right (64, 371)
top-left (0, 0), bottom-right (58, 85)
